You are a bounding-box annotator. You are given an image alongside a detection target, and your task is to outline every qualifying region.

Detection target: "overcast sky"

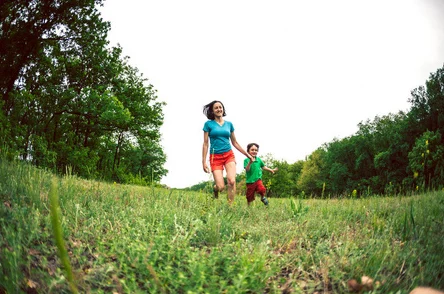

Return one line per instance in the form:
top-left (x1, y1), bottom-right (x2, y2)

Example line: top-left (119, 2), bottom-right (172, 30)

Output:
top-left (99, 0), bottom-right (444, 189)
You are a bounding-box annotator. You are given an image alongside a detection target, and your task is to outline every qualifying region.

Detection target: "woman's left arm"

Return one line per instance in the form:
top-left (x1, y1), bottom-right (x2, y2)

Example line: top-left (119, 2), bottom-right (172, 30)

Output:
top-left (230, 132), bottom-right (253, 161)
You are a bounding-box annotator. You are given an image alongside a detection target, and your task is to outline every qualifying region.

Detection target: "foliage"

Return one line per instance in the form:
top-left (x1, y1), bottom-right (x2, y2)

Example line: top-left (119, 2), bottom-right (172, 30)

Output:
top-left (297, 148), bottom-right (327, 196)
top-left (408, 130), bottom-right (444, 190)
top-left (0, 0), bottom-right (167, 185)
top-left (289, 197), bottom-right (309, 218)
top-left (262, 154), bottom-right (304, 198)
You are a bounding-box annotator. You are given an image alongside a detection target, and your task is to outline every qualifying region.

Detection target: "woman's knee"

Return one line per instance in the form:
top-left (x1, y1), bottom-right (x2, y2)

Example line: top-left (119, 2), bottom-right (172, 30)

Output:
top-left (227, 178), bottom-right (236, 187)
top-left (215, 183), bottom-right (225, 191)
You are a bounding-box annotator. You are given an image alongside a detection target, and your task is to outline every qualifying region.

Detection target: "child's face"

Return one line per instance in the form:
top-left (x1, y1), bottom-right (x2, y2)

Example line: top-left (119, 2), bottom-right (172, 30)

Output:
top-left (248, 145), bottom-right (259, 157)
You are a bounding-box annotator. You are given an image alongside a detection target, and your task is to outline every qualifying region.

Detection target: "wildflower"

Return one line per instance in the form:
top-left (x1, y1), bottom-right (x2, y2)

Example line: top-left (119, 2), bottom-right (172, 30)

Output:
top-left (413, 172), bottom-right (418, 178)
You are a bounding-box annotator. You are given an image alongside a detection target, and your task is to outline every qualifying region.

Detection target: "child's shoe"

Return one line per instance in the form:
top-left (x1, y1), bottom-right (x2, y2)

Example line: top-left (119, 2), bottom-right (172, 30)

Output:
top-left (261, 197), bottom-right (269, 206)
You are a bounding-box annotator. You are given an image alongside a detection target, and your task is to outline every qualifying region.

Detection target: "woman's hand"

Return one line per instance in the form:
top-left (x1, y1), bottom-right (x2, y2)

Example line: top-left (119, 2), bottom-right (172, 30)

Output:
top-left (203, 163), bottom-right (210, 173)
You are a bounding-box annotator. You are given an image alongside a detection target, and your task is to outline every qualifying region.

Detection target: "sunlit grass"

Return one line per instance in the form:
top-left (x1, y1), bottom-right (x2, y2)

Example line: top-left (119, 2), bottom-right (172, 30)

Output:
top-left (0, 158), bottom-right (443, 293)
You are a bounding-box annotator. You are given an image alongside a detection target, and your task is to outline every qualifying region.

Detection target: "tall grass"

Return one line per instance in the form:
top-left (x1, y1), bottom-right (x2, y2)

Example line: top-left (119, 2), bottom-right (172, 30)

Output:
top-left (0, 157), bottom-right (443, 293)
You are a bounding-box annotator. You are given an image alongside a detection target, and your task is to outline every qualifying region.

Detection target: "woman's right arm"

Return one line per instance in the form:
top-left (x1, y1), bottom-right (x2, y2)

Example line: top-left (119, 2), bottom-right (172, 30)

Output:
top-left (202, 132), bottom-right (210, 173)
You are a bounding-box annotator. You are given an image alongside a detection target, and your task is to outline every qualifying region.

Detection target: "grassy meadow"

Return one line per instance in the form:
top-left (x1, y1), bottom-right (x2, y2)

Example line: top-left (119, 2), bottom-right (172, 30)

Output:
top-left (0, 158), bottom-right (443, 293)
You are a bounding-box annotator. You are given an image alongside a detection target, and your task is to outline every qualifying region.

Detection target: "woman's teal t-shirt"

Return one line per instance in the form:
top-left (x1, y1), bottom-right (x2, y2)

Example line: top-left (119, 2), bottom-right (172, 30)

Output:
top-left (203, 120), bottom-right (234, 154)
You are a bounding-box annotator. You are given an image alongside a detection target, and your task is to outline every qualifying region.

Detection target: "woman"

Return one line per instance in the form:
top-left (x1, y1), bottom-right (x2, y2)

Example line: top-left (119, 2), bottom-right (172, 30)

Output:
top-left (202, 100), bottom-right (253, 204)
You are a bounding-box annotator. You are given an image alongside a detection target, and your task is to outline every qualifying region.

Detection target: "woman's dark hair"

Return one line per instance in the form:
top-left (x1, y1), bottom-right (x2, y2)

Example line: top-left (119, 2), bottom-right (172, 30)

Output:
top-left (203, 100), bottom-right (226, 120)
top-left (247, 143), bottom-right (259, 152)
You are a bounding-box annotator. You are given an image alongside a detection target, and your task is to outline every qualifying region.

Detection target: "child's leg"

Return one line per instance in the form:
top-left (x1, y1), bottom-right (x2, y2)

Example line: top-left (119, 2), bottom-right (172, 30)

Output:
top-left (256, 180), bottom-right (269, 205)
top-left (256, 180), bottom-right (266, 197)
top-left (246, 183), bottom-right (256, 205)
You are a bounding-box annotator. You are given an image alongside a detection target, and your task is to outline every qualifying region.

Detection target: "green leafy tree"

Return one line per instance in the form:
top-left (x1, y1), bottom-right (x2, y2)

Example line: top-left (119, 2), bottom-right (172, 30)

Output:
top-left (404, 64), bottom-right (444, 191)
top-left (260, 153), bottom-right (303, 198)
top-left (322, 137), bottom-right (355, 195)
top-left (356, 112), bottom-right (410, 194)
top-left (1, 0), bottom-right (105, 115)
top-left (264, 160), bottom-right (292, 198)
top-left (297, 148), bottom-right (327, 197)
top-left (0, 0), bottom-right (167, 184)
top-left (408, 130), bottom-right (444, 190)
top-left (408, 65), bottom-right (444, 141)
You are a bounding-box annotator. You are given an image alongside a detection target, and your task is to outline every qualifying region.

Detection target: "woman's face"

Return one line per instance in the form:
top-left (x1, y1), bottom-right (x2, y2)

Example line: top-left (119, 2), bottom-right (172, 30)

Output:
top-left (213, 102), bottom-right (224, 117)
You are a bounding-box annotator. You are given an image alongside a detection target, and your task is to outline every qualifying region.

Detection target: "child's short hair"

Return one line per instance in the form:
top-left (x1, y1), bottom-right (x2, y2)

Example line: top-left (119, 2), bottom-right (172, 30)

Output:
top-left (247, 143), bottom-right (259, 152)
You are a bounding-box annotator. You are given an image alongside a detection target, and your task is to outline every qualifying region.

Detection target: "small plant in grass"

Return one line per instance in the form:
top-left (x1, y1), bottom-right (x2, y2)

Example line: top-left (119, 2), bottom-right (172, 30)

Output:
top-left (352, 189), bottom-right (358, 198)
top-left (289, 197), bottom-right (308, 218)
top-left (401, 200), bottom-right (417, 241)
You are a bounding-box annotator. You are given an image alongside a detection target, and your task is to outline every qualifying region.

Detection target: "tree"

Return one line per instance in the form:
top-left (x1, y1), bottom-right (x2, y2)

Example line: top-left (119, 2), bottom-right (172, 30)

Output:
top-left (259, 153), bottom-right (303, 198)
top-left (408, 65), bottom-right (444, 141)
top-left (322, 137), bottom-right (355, 195)
top-left (297, 148), bottom-right (327, 197)
top-left (355, 112), bottom-right (410, 194)
top-left (1, 0), bottom-right (105, 114)
top-left (0, 0), bottom-right (168, 184)
top-left (408, 130), bottom-right (444, 190)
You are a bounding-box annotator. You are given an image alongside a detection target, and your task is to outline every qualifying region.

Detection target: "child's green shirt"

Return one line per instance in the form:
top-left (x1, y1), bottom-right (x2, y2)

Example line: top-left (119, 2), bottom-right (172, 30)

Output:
top-left (244, 157), bottom-right (265, 184)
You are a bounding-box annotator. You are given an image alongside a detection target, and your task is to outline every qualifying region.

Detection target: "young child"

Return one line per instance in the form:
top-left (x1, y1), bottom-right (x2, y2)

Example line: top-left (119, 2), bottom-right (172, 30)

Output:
top-left (244, 143), bottom-right (278, 206)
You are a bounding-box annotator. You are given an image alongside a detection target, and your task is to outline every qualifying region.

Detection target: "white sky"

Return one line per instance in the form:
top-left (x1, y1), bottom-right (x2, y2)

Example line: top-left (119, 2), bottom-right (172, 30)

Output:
top-left (99, 0), bottom-right (444, 189)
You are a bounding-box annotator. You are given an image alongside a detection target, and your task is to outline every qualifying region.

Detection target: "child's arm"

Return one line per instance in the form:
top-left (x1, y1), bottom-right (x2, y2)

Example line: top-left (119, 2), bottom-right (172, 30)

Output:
top-left (263, 166), bottom-right (278, 174)
top-left (245, 158), bottom-right (253, 172)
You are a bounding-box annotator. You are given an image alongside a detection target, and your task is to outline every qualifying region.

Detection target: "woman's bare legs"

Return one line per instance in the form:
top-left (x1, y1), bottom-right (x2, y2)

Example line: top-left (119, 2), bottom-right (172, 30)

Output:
top-left (225, 161), bottom-right (237, 204)
top-left (211, 162), bottom-right (236, 204)
top-left (212, 169), bottom-right (225, 198)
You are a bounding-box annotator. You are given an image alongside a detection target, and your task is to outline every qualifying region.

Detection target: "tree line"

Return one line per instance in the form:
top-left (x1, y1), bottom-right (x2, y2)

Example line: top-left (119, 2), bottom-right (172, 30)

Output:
top-left (1, 0), bottom-right (167, 184)
top-left (189, 65), bottom-right (444, 198)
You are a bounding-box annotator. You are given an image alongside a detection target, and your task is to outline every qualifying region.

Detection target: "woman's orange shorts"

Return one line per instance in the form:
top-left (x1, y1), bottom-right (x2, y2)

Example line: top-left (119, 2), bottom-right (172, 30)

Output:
top-left (210, 150), bottom-right (235, 171)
